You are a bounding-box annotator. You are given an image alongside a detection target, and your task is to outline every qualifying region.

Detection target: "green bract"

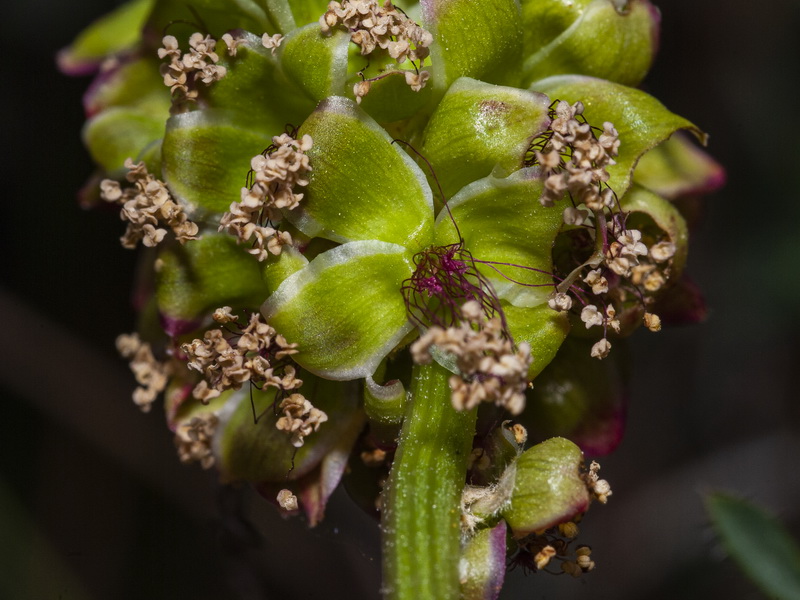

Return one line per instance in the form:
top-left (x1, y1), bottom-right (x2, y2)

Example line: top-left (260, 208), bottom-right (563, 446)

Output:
top-left (501, 437), bottom-right (590, 536)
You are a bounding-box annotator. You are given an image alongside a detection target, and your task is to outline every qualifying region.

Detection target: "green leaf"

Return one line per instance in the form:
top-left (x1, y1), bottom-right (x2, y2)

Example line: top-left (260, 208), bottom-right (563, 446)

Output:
top-left (501, 437), bottom-right (590, 537)
top-left (262, 241), bottom-right (414, 380)
top-left (503, 303), bottom-right (569, 380)
top-left (520, 0), bottom-right (589, 57)
top-left (364, 374), bottom-right (406, 427)
top-left (57, 0), bottom-right (154, 75)
top-left (634, 133), bottom-right (726, 200)
top-left (156, 232), bottom-right (270, 322)
top-left (521, 0), bottom-right (660, 87)
top-left (83, 57), bottom-right (170, 116)
top-left (262, 0), bottom-right (297, 33)
top-left (420, 0), bottom-right (523, 91)
top-left (82, 107), bottom-right (166, 172)
top-left (217, 377), bottom-right (361, 482)
top-left (707, 493), bottom-right (800, 600)
top-left (0, 479), bottom-right (91, 600)
top-left (419, 77), bottom-right (551, 200)
top-left (294, 407), bottom-right (367, 526)
top-left (278, 24), bottom-right (350, 103)
top-left (287, 0), bottom-right (330, 27)
top-left (434, 169), bottom-right (563, 308)
top-left (145, 0), bottom-right (274, 39)
top-left (162, 109), bottom-right (275, 216)
top-left (620, 184), bottom-right (689, 277)
top-left (205, 32), bottom-right (315, 127)
top-left (289, 97), bottom-right (433, 252)
top-left (355, 70), bottom-right (434, 125)
top-left (530, 75), bottom-right (703, 197)
top-left (260, 245), bottom-right (309, 294)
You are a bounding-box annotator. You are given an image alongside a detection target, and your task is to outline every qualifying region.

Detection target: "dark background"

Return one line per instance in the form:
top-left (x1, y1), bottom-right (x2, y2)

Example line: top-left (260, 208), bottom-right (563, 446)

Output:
top-left (2, 1), bottom-right (798, 598)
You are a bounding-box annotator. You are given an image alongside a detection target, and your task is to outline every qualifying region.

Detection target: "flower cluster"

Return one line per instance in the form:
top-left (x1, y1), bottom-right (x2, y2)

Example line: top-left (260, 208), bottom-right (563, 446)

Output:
top-left (181, 309), bottom-right (328, 447)
top-left (100, 159), bottom-right (199, 249)
top-left (319, 0), bottom-right (433, 100)
top-left (174, 413), bottom-right (219, 469)
top-left (529, 101), bottom-right (619, 213)
top-left (411, 301), bottom-right (532, 415)
top-left (116, 333), bottom-right (172, 412)
top-left (158, 33), bottom-right (227, 104)
top-left (181, 309), bottom-right (301, 403)
top-left (527, 102), bottom-right (676, 359)
top-left (218, 132), bottom-right (313, 261)
top-left (275, 393), bottom-right (329, 447)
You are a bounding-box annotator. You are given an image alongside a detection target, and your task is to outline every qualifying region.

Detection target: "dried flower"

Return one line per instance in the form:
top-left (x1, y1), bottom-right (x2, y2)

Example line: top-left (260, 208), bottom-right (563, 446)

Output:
top-left (277, 488), bottom-right (299, 511)
top-left (585, 461), bottom-right (613, 503)
top-left (319, 0), bottom-right (432, 97)
top-left (534, 545), bottom-right (557, 570)
top-left (181, 312), bottom-right (302, 402)
top-left (219, 132), bottom-right (312, 261)
top-left (411, 301), bottom-right (531, 415)
top-left (590, 338), bottom-right (611, 360)
top-left (174, 413), bottom-right (219, 468)
top-left (100, 159), bottom-right (198, 249)
top-left (261, 33), bottom-right (284, 54)
top-left (158, 33), bottom-right (226, 104)
top-left (275, 393), bottom-right (329, 447)
top-left (547, 292), bottom-right (573, 312)
top-left (644, 312), bottom-right (662, 332)
top-left (116, 333), bottom-right (171, 412)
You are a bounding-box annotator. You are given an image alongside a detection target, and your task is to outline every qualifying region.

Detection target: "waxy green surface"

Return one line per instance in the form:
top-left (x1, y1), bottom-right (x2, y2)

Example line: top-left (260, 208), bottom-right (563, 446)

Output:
top-left (262, 241), bottom-right (414, 380)
top-left (156, 233), bottom-right (270, 321)
top-left (162, 109), bottom-right (275, 216)
top-left (421, 0), bottom-right (523, 90)
top-left (521, 0), bottom-right (659, 87)
top-left (502, 437), bottom-right (590, 536)
top-left (292, 97), bottom-right (433, 251)
top-left (419, 78), bottom-right (551, 200)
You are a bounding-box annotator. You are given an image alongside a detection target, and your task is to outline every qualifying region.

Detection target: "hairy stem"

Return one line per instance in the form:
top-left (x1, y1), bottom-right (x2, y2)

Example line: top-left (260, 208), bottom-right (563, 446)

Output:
top-left (381, 361), bottom-right (477, 600)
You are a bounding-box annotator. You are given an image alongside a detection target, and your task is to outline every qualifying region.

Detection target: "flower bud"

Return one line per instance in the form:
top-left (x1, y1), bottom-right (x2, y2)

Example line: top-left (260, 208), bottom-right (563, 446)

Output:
top-left (501, 437), bottom-right (590, 537)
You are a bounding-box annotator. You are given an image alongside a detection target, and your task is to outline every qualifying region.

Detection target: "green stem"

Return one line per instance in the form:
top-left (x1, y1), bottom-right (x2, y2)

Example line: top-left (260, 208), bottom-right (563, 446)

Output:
top-left (381, 362), bottom-right (477, 600)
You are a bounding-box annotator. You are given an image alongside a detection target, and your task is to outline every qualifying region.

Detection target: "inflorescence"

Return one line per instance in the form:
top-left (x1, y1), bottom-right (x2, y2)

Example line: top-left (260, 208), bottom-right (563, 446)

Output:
top-left (219, 130), bottom-right (313, 261)
top-left (158, 33), bottom-right (228, 106)
top-left (174, 413), bottom-right (219, 469)
top-left (411, 301), bottom-right (532, 415)
top-left (100, 159), bottom-right (199, 249)
top-left (116, 332), bottom-right (173, 412)
top-left (319, 0), bottom-right (433, 101)
top-left (526, 100), bottom-right (675, 359)
top-left (180, 309), bottom-right (327, 448)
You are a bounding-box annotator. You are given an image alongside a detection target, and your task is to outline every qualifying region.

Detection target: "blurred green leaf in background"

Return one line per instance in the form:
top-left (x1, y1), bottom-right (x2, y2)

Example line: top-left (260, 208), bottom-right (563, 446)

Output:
top-left (707, 493), bottom-right (800, 600)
